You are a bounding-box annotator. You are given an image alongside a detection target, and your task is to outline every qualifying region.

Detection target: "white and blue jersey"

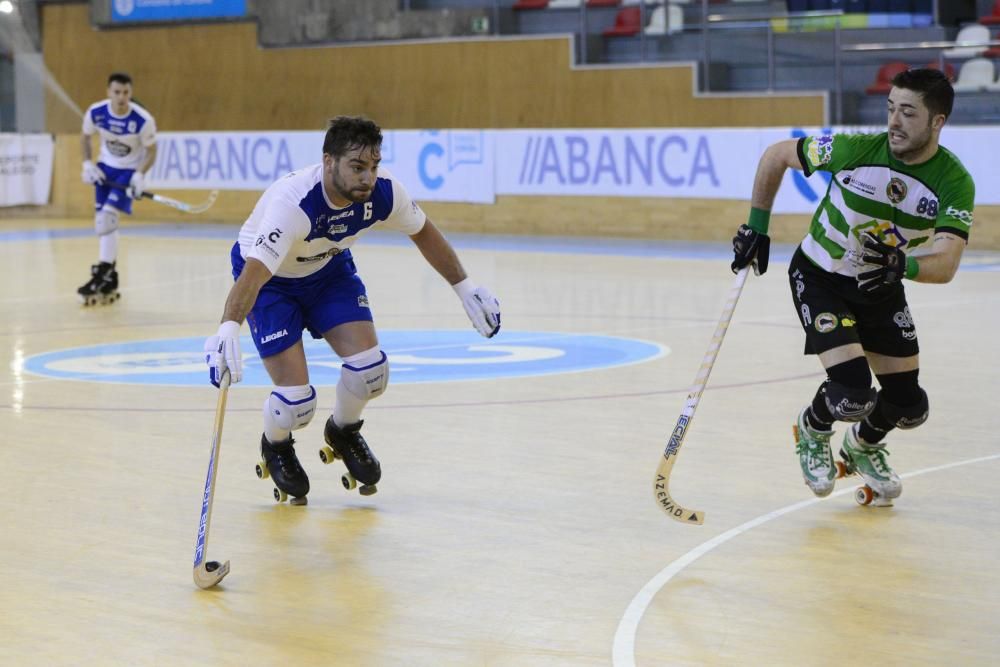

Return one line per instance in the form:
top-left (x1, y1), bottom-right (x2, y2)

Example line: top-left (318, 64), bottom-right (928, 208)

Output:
top-left (237, 164), bottom-right (426, 278)
top-left (82, 100), bottom-right (156, 171)
top-left (232, 164), bottom-right (427, 357)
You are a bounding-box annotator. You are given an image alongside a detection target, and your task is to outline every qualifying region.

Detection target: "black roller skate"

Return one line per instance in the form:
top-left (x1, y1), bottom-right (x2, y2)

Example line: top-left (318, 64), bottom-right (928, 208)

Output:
top-left (256, 434), bottom-right (310, 505)
top-left (77, 261), bottom-right (120, 306)
top-left (320, 418), bottom-right (381, 496)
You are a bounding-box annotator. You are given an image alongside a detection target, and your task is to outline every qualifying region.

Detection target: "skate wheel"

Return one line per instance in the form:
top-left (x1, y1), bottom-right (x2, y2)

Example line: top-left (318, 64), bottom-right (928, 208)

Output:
top-left (256, 461), bottom-right (269, 479)
top-left (319, 446), bottom-right (338, 464)
top-left (342, 473), bottom-right (357, 491)
top-left (855, 486), bottom-right (874, 506)
top-left (834, 461), bottom-right (849, 479)
top-left (359, 484), bottom-right (377, 497)
top-left (273, 487), bottom-right (287, 503)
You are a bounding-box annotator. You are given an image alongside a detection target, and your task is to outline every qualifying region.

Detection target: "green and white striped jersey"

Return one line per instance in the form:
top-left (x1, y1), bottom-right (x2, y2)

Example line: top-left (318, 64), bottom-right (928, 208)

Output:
top-left (797, 132), bottom-right (975, 277)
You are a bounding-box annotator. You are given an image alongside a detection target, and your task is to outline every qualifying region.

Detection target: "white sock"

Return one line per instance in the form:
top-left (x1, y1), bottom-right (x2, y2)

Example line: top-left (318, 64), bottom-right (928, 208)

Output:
top-left (98, 231), bottom-right (119, 264)
top-left (332, 346), bottom-right (382, 427)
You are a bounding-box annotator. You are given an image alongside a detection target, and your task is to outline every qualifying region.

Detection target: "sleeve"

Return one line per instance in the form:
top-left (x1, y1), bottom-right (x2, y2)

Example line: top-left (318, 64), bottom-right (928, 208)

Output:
top-left (797, 134), bottom-right (860, 177)
top-left (383, 176), bottom-right (427, 235)
top-left (82, 107), bottom-right (94, 135)
top-left (934, 173), bottom-right (975, 241)
top-left (140, 115), bottom-right (157, 147)
top-left (245, 198), bottom-right (310, 274)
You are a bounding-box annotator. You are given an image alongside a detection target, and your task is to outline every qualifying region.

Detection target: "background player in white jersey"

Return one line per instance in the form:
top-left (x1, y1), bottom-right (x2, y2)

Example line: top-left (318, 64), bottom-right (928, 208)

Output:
top-left (204, 116), bottom-right (501, 504)
top-left (78, 72), bottom-right (158, 305)
top-left (730, 68), bottom-right (974, 505)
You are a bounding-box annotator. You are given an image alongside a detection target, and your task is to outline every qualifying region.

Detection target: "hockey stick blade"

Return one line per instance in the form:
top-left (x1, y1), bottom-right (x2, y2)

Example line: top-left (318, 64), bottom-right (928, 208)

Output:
top-left (106, 181), bottom-right (219, 214)
top-left (193, 370), bottom-right (231, 589)
top-left (653, 267), bottom-right (750, 526)
top-left (146, 189), bottom-right (218, 214)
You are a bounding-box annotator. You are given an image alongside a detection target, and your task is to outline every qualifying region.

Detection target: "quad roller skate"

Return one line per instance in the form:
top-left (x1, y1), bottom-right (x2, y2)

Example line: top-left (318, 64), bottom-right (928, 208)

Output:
top-left (77, 262), bottom-right (120, 306)
top-left (836, 425), bottom-right (902, 507)
top-left (792, 408), bottom-right (837, 497)
top-left (256, 434), bottom-right (309, 505)
top-left (320, 418), bottom-right (380, 496)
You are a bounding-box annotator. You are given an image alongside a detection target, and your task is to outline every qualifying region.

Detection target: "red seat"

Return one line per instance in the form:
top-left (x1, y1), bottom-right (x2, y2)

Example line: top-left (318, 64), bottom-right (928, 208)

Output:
top-left (603, 6), bottom-right (641, 37)
top-left (924, 60), bottom-right (956, 82)
top-left (513, 0), bottom-right (549, 9)
top-left (586, 0), bottom-right (620, 6)
top-left (980, 0), bottom-right (1000, 25)
top-left (865, 61), bottom-right (910, 95)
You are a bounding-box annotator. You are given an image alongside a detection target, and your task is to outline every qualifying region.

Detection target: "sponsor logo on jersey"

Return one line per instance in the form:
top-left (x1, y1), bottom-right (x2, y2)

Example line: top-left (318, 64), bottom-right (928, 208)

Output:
top-left (841, 316), bottom-right (856, 327)
top-left (945, 206), bottom-right (974, 226)
top-left (261, 329), bottom-right (289, 344)
top-left (106, 139), bottom-right (132, 157)
top-left (842, 174), bottom-right (877, 196)
top-left (331, 210), bottom-right (355, 221)
top-left (886, 177), bottom-right (907, 204)
top-left (806, 135), bottom-right (834, 168)
top-left (295, 247), bottom-right (341, 263)
top-left (814, 312), bottom-right (838, 333)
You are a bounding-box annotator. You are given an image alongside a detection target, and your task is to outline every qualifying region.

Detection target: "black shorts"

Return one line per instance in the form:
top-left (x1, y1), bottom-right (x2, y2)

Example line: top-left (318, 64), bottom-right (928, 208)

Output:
top-left (787, 247), bottom-right (918, 358)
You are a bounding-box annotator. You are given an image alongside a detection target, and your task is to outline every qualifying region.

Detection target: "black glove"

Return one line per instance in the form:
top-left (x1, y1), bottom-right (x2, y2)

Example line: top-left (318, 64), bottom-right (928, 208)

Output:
top-left (857, 232), bottom-right (907, 294)
top-left (731, 224), bottom-right (770, 275)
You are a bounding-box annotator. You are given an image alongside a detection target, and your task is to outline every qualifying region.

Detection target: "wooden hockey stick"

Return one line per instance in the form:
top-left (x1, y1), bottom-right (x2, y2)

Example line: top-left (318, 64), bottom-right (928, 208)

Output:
top-left (654, 266), bottom-right (750, 525)
top-left (193, 369), bottom-right (231, 589)
top-left (107, 181), bottom-right (219, 214)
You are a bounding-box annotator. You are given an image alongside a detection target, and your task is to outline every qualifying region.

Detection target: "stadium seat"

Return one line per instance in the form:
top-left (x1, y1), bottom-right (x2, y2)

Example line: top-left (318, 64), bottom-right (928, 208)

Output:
top-left (887, 0), bottom-right (911, 11)
top-left (586, 0), bottom-right (620, 6)
top-left (924, 60), bottom-right (956, 81)
top-left (604, 6), bottom-right (641, 36)
top-left (942, 24), bottom-right (990, 59)
top-left (513, 0), bottom-right (549, 9)
top-left (845, 0), bottom-right (867, 12)
top-left (865, 61), bottom-right (910, 95)
top-left (787, 0), bottom-right (809, 13)
top-left (980, 0), bottom-right (1000, 25)
top-left (549, 0), bottom-right (582, 7)
top-left (644, 4), bottom-right (683, 35)
top-left (952, 57), bottom-right (994, 92)
top-left (867, 0), bottom-right (888, 10)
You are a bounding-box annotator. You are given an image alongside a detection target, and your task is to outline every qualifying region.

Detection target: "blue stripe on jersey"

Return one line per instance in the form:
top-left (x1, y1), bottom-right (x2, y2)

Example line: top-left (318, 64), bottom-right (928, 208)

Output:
top-left (301, 176), bottom-right (395, 243)
top-left (89, 102), bottom-right (150, 136)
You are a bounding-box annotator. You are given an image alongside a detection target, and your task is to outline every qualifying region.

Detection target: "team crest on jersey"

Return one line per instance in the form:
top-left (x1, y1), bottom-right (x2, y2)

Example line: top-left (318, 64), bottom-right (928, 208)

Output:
top-left (806, 135), bottom-right (834, 168)
top-left (886, 177), bottom-right (907, 204)
top-left (127, 120), bottom-right (137, 133)
top-left (814, 312), bottom-right (838, 333)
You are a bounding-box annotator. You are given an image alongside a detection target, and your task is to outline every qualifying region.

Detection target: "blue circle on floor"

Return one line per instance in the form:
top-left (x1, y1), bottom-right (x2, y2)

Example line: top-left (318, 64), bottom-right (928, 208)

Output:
top-left (24, 330), bottom-right (666, 386)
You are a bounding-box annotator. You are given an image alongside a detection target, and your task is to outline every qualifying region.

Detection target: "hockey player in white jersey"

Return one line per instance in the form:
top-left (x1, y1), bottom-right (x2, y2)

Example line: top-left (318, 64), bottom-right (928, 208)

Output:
top-left (204, 116), bottom-right (501, 504)
top-left (78, 72), bottom-right (157, 305)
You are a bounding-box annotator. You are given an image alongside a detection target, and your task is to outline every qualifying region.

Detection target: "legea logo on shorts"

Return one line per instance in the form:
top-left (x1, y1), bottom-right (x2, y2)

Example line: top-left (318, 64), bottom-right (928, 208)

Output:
top-left (114, 0), bottom-right (134, 16)
top-left (23, 330), bottom-right (666, 387)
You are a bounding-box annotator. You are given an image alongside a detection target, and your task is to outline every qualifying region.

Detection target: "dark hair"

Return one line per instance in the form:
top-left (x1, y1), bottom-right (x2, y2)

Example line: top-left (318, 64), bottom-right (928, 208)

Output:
top-left (891, 67), bottom-right (954, 119)
top-left (107, 72), bottom-right (133, 87)
top-left (323, 116), bottom-right (383, 158)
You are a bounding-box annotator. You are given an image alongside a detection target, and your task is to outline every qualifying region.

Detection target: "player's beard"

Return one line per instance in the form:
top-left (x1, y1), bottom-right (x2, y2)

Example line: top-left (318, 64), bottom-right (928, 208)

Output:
top-left (331, 169), bottom-right (371, 204)
top-left (888, 121), bottom-right (933, 162)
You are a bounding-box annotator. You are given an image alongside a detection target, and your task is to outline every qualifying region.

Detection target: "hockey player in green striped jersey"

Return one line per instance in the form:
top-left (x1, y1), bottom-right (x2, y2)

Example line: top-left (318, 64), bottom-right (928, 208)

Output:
top-left (730, 68), bottom-right (974, 505)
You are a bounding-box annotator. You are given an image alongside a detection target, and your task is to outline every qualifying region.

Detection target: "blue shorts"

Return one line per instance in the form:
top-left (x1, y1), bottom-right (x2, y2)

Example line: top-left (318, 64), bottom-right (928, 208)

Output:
top-left (231, 243), bottom-right (373, 359)
top-left (94, 163), bottom-right (136, 215)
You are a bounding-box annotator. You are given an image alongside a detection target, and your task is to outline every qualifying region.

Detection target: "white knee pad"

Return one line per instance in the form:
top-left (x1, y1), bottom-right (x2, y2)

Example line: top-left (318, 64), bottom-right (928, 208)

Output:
top-left (340, 350), bottom-right (389, 400)
top-left (264, 385), bottom-right (318, 433)
top-left (94, 208), bottom-right (120, 236)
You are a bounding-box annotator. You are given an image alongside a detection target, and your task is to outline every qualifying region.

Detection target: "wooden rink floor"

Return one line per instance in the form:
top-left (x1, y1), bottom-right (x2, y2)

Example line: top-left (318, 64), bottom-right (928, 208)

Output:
top-left (1, 217), bottom-right (999, 666)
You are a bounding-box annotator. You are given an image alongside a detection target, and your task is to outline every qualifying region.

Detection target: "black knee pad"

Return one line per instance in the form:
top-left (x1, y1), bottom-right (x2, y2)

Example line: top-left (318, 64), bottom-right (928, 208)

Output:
top-left (823, 381), bottom-right (877, 422)
top-left (878, 388), bottom-right (929, 429)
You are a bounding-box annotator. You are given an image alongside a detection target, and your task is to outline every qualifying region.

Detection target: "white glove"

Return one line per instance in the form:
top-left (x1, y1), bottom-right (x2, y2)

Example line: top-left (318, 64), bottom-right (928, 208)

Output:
top-left (204, 321), bottom-right (243, 386)
top-left (128, 170), bottom-right (145, 199)
top-left (81, 160), bottom-right (106, 185)
top-left (453, 278), bottom-right (501, 338)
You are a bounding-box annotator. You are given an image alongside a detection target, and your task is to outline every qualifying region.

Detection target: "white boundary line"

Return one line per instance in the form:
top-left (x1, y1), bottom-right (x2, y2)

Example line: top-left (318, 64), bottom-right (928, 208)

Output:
top-left (612, 452), bottom-right (1000, 667)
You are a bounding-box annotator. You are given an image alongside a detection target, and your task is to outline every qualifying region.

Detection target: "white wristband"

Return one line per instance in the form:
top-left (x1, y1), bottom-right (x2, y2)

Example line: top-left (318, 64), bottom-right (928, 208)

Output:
top-left (451, 277), bottom-right (476, 299)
